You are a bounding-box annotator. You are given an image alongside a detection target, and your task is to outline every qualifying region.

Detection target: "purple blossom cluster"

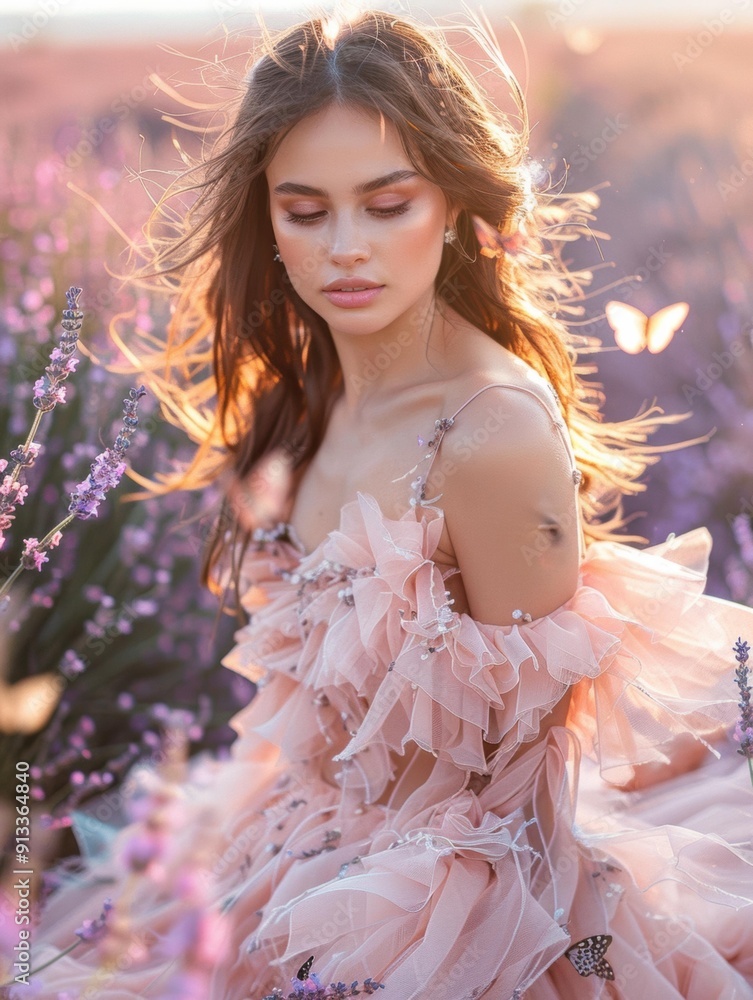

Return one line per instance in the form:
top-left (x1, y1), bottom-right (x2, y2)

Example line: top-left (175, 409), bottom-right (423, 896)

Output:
top-left (732, 637), bottom-right (753, 782)
top-left (0, 897), bottom-right (115, 991)
top-left (75, 898), bottom-right (114, 943)
top-left (258, 970), bottom-right (386, 999)
top-left (31, 286), bottom-right (82, 411)
top-left (68, 384), bottom-right (147, 520)
top-left (8, 441), bottom-right (42, 469)
top-left (0, 289), bottom-right (149, 609)
top-left (0, 463), bottom-right (29, 549)
top-left (21, 530), bottom-right (62, 571)
top-left (0, 102), bottom-right (255, 837)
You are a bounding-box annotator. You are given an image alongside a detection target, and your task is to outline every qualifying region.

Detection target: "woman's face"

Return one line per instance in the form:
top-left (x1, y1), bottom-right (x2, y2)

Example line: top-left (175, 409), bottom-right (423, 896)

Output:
top-left (265, 102), bottom-right (454, 339)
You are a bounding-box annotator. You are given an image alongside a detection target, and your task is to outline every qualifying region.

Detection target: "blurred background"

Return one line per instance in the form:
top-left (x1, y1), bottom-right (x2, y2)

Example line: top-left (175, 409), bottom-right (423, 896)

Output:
top-left (1, 0), bottom-right (752, 864)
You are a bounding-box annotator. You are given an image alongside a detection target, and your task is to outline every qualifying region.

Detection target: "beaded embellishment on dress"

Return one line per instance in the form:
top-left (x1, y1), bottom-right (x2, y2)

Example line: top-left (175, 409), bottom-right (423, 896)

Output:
top-left (28, 372), bottom-right (753, 999)
top-left (390, 379), bottom-right (588, 608)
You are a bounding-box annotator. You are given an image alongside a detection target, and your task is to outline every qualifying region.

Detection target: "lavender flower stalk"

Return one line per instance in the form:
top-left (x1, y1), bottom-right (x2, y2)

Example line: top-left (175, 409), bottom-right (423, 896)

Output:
top-left (732, 636), bottom-right (753, 786)
top-left (32, 286), bottom-right (83, 412)
top-left (0, 899), bottom-right (113, 989)
top-left (0, 286), bottom-right (82, 552)
top-left (0, 384), bottom-right (148, 603)
top-left (68, 384), bottom-right (147, 520)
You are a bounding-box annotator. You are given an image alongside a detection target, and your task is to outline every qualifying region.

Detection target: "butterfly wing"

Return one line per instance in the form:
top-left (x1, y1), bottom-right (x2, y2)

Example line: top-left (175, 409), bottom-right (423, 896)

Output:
top-left (0, 673), bottom-right (65, 734)
top-left (604, 301), bottom-right (648, 355)
top-left (593, 955), bottom-right (616, 980)
top-left (471, 213), bottom-right (506, 258)
top-left (565, 934), bottom-right (615, 979)
top-left (645, 301), bottom-right (689, 354)
top-left (296, 955), bottom-right (315, 981)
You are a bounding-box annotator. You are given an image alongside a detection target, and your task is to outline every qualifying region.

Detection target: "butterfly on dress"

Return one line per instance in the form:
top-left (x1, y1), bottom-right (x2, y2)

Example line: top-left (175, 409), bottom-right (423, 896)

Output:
top-left (296, 955), bottom-right (315, 980)
top-left (604, 300), bottom-right (689, 355)
top-left (565, 934), bottom-right (615, 980)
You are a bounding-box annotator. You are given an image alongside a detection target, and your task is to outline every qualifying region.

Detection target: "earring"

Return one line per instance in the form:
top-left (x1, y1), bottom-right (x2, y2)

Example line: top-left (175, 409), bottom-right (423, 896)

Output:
top-left (443, 228), bottom-right (457, 245)
top-left (272, 244), bottom-right (282, 262)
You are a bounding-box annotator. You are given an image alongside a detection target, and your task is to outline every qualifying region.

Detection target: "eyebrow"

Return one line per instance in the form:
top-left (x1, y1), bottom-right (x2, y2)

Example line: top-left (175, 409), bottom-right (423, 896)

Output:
top-left (272, 169), bottom-right (419, 197)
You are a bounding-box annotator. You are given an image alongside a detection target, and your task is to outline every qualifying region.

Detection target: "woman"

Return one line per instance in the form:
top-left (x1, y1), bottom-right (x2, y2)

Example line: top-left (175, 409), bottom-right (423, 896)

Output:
top-left (16, 9), bottom-right (753, 999)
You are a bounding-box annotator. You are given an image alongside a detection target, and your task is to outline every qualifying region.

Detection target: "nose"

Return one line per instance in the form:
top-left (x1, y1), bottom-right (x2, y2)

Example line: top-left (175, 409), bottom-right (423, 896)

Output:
top-left (327, 212), bottom-right (370, 267)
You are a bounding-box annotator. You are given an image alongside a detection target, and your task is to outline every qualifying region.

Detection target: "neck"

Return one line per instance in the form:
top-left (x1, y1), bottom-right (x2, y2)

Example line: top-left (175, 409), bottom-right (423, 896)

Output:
top-left (328, 291), bottom-right (464, 420)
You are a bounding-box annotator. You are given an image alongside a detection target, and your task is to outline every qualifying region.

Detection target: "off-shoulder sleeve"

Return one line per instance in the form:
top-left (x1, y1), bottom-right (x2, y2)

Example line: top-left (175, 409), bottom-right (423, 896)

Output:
top-left (222, 493), bottom-right (753, 803)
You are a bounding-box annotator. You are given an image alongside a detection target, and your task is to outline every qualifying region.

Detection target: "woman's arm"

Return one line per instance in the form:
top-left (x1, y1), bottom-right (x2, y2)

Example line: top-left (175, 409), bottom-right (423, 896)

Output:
top-left (437, 385), bottom-right (581, 629)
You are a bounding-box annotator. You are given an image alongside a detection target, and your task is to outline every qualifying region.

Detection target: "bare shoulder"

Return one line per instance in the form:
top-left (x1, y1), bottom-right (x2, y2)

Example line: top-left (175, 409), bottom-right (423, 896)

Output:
top-left (440, 327), bottom-right (557, 415)
top-left (438, 341), bottom-right (565, 464)
top-left (431, 369), bottom-right (580, 626)
top-left (436, 378), bottom-right (572, 507)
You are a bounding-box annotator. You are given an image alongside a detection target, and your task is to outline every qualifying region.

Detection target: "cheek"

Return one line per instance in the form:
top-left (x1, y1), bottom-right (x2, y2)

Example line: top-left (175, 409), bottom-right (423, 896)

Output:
top-left (276, 226), bottom-right (316, 266)
top-left (275, 227), bottom-right (327, 294)
top-left (388, 207), bottom-right (445, 277)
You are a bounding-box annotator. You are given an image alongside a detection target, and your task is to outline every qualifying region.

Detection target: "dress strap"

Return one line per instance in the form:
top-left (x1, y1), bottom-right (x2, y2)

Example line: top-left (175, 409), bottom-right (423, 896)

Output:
top-left (393, 380), bottom-right (586, 560)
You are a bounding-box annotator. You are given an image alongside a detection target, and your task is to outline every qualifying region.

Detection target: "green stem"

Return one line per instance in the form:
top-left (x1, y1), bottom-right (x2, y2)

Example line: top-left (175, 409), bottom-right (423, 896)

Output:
top-left (6, 410), bottom-right (44, 488)
top-left (748, 755), bottom-right (753, 788)
top-left (0, 938), bottom-right (81, 987)
top-left (36, 513), bottom-right (76, 550)
top-left (0, 563), bottom-right (28, 601)
top-left (0, 513), bottom-right (76, 602)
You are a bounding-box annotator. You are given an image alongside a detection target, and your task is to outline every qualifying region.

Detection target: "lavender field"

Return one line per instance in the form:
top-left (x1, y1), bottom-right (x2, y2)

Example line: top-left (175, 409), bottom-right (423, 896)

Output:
top-left (1, 6), bottom-right (752, 872)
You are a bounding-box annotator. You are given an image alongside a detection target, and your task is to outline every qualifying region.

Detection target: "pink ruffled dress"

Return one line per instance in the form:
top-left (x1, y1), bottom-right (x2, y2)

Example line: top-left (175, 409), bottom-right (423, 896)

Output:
top-left (14, 381), bottom-right (753, 999)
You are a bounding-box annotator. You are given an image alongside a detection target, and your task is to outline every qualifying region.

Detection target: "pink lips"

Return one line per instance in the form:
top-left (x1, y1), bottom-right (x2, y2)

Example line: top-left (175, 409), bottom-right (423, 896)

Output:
top-left (322, 277), bottom-right (384, 309)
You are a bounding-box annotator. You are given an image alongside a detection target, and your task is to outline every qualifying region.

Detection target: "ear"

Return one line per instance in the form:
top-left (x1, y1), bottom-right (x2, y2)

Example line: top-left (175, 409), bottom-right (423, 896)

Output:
top-left (445, 199), bottom-right (462, 231)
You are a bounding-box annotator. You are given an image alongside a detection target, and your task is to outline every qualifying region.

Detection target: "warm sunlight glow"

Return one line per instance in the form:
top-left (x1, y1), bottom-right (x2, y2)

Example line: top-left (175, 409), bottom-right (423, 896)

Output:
top-left (564, 27), bottom-right (605, 54)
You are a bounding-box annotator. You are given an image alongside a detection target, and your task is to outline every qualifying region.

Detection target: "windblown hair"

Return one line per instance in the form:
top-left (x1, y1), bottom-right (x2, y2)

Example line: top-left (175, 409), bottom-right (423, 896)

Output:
top-left (109, 8), bottom-right (704, 616)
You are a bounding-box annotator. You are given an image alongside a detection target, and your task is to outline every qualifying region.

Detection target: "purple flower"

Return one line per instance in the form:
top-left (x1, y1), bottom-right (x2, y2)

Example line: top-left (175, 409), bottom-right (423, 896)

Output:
top-left (118, 830), bottom-right (168, 876)
top-left (292, 972), bottom-right (325, 995)
top-left (732, 637), bottom-right (753, 784)
top-left (361, 981), bottom-right (387, 995)
top-left (0, 476), bottom-right (29, 549)
top-left (256, 966), bottom-right (386, 1000)
top-left (68, 385), bottom-right (147, 520)
top-left (9, 442), bottom-right (42, 469)
top-left (20, 537), bottom-right (49, 571)
top-left (32, 286), bottom-right (83, 413)
top-left (59, 649), bottom-right (87, 679)
top-left (74, 898), bottom-right (113, 943)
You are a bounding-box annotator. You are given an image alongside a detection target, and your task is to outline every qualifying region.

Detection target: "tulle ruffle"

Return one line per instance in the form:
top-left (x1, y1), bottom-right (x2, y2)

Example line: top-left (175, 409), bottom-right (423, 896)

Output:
top-left (16, 492), bottom-right (753, 999)
top-left (224, 493), bottom-right (749, 799)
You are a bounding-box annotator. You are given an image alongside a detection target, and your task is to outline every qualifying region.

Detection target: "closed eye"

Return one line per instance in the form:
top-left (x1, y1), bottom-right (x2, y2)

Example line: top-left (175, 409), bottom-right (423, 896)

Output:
top-left (284, 203), bottom-right (411, 225)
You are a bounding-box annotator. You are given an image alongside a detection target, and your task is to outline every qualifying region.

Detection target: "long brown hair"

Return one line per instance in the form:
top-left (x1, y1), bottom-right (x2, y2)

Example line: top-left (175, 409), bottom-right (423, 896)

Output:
top-left (109, 9), bottom-right (706, 616)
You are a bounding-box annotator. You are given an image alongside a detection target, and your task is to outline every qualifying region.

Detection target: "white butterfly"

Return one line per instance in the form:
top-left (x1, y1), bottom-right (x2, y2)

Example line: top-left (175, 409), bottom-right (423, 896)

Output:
top-left (605, 300), bottom-right (690, 355)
